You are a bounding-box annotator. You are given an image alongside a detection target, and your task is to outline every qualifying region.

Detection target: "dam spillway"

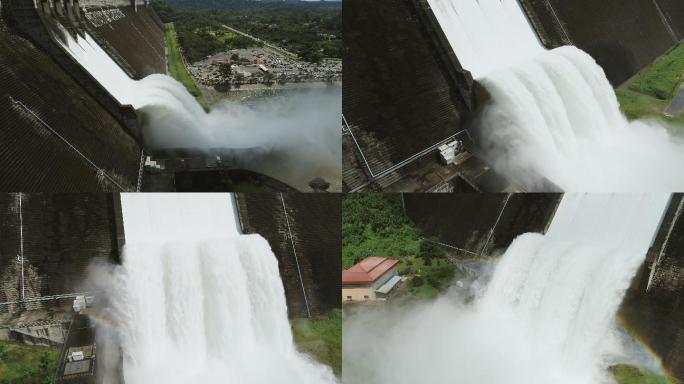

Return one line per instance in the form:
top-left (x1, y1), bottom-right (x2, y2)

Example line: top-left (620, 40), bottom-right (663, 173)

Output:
top-left (428, 0), bottom-right (684, 191)
top-left (344, 194), bottom-right (671, 384)
top-left (116, 193), bottom-right (337, 383)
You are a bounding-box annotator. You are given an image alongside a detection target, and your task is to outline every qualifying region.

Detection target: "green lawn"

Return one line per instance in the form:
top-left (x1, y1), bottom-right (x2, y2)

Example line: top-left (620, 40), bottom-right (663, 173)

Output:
top-left (629, 42), bottom-right (684, 100)
top-left (165, 23), bottom-right (202, 98)
top-left (616, 90), bottom-right (684, 127)
top-left (0, 341), bottom-right (59, 384)
top-left (611, 365), bottom-right (681, 384)
top-left (291, 309), bottom-right (341, 377)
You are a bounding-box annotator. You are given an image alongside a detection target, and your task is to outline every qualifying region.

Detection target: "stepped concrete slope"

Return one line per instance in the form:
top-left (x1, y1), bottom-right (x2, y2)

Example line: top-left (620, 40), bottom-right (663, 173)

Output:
top-left (519, 0), bottom-right (684, 85)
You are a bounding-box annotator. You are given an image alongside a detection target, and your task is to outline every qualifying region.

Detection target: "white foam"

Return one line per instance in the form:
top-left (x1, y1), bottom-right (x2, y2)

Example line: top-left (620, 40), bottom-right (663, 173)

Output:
top-left (116, 193), bottom-right (337, 384)
top-left (429, 0), bottom-right (684, 191)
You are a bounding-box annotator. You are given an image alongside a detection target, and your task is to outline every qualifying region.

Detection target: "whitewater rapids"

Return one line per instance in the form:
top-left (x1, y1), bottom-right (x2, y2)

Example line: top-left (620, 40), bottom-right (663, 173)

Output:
top-left (428, 0), bottom-right (684, 191)
top-left (343, 194), bottom-right (670, 384)
top-left (106, 193), bottom-right (337, 384)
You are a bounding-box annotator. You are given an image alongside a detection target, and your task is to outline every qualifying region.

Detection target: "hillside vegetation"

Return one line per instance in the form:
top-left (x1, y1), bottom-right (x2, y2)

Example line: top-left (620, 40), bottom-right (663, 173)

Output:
top-left (342, 194), bottom-right (457, 299)
top-left (152, 0), bottom-right (341, 63)
top-left (0, 341), bottom-right (59, 384)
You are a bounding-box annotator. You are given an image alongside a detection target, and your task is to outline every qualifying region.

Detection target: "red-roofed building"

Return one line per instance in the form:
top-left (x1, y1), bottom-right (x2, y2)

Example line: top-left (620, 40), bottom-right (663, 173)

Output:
top-left (342, 256), bottom-right (402, 302)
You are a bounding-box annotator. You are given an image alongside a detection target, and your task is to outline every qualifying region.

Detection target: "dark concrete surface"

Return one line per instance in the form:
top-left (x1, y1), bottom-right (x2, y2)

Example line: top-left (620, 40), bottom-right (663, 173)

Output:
top-left (236, 193), bottom-right (341, 317)
top-left (403, 194), bottom-right (561, 256)
top-left (520, 0), bottom-right (681, 85)
top-left (342, 0), bottom-right (474, 190)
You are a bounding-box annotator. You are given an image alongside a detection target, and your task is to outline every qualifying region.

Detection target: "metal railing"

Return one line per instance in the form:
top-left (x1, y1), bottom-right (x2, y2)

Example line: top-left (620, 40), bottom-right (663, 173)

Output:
top-left (279, 193), bottom-right (311, 318)
top-left (344, 113), bottom-right (470, 191)
top-left (479, 193), bottom-right (512, 256)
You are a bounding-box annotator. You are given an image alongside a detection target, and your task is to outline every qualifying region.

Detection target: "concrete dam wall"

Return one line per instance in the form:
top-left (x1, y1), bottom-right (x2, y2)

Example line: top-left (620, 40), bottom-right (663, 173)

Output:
top-left (236, 193), bottom-right (341, 317)
top-left (0, 15), bottom-right (142, 192)
top-left (85, 5), bottom-right (166, 78)
top-left (620, 193), bottom-right (684, 380)
top-left (0, 193), bottom-right (122, 315)
top-left (519, 0), bottom-right (683, 86)
top-left (0, 0), bottom-right (166, 191)
top-left (342, 0), bottom-right (474, 191)
top-left (403, 194), bottom-right (561, 256)
top-left (0, 193), bottom-right (340, 322)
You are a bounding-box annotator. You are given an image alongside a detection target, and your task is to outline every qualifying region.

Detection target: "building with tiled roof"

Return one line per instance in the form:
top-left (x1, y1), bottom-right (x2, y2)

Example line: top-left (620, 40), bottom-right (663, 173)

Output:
top-left (342, 256), bottom-right (401, 302)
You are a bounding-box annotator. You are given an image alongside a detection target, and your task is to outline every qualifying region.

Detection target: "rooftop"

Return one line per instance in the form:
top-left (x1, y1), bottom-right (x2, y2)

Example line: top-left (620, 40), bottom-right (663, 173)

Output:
top-left (342, 256), bottom-right (399, 285)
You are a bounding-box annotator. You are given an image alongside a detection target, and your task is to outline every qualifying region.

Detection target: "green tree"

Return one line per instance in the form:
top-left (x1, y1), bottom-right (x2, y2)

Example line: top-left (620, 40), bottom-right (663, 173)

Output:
top-left (234, 72), bottom-right (244, 89)
top-left (217, 63), bottom-right (232, 91)
top-left (263, 71), bottom-right (274, 86)
top-left (419, 237), bottom-right (444, 265)
top-left (230, 53), bottom-right (240, 61)
top-left (342, 194), bottom-right (421, 269)
top-left (219, 63), bottom-right (232, 80)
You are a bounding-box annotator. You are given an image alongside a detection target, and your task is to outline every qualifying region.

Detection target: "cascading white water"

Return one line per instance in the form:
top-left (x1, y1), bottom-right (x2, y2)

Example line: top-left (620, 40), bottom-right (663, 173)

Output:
top-left (343, 194), bottom-right (670, 384)
top-left (114, 193), bottom-right (337, 384)
top-left (428, 0), bottom-right (684, 191)
top-left (56, 29), bottom-right (341, 190)
top-left (428, 0), bottom-right (542, 78)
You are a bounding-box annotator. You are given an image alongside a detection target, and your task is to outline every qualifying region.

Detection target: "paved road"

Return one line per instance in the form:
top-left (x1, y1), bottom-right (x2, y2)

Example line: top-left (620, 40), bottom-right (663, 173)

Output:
top-left (665, 83), bottom-right (684, 117)
top-left (221, 24), bottom-right (299, 59)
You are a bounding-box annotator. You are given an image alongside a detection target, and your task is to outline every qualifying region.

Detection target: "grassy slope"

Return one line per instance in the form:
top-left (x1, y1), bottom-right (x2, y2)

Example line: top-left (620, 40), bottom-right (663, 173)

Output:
top-left (616, 90), bottom-right (684, 127)
top-left (165, 22), bottom-right (202, 97)
top-left (291, 309), bottom-right (341, 377)
top-left (0, 341), bottom-right (59, 384)
top-left (612, 365), bottom-right (681, 384)
top-left (617, 42), bottom-right (684, 127)
top-left (629, 43), bottom-right (684, 100)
